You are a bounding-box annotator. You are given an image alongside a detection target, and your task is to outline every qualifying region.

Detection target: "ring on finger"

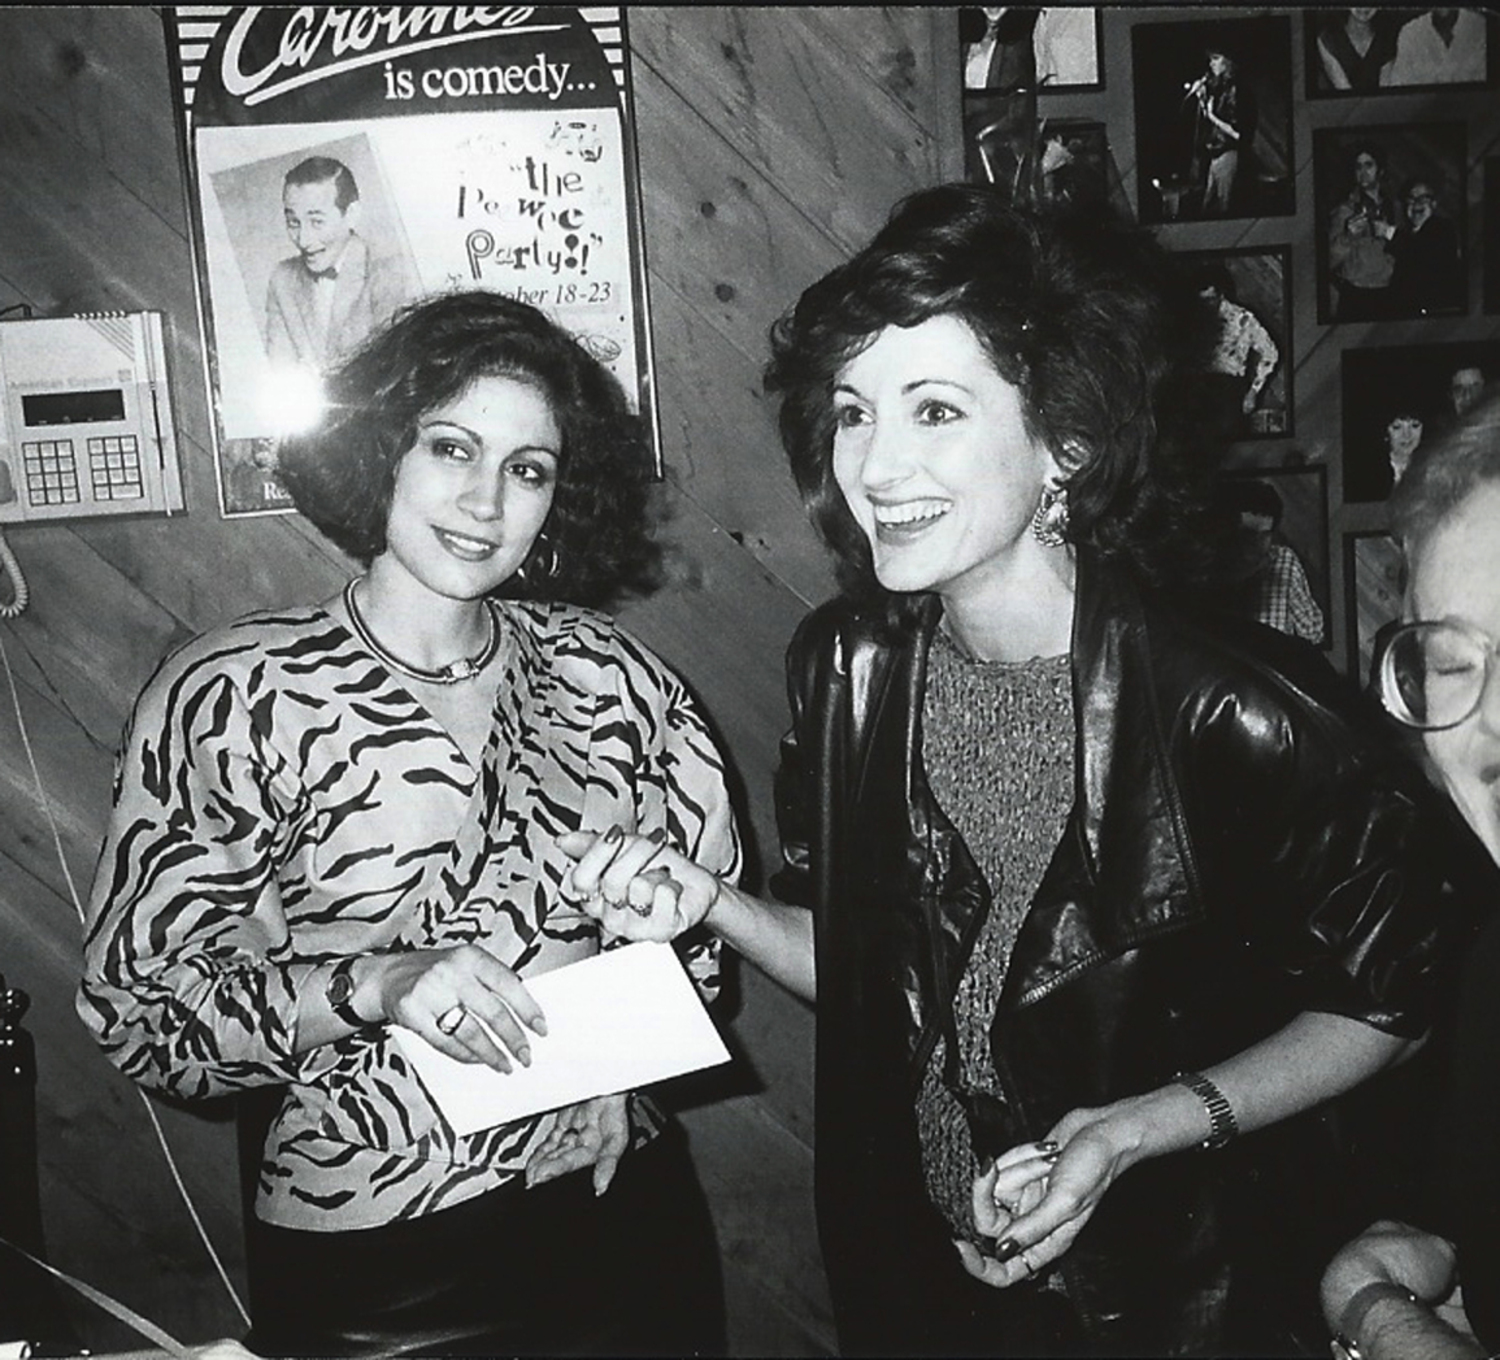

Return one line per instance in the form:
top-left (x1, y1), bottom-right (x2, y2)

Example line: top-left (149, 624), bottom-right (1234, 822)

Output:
top-left (436, 1003), bottom-right (467, 1036)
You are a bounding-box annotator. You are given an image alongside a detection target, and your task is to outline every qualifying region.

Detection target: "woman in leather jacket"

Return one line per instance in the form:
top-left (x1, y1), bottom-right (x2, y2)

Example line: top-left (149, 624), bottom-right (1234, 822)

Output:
top-left (560, 186), bottom-right (1487, 1356)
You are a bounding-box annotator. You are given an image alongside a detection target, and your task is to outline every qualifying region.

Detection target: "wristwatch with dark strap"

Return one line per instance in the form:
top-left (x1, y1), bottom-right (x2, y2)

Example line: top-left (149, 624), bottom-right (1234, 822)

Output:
top-left (1329, 1281), bottom-right (1421, 1360)
top-left (325, 956), bottom-right (371, 1029)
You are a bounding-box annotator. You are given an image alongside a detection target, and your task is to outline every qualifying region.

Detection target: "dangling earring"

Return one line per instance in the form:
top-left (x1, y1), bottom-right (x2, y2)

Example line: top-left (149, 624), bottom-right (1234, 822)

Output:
top-left (518, 534), bottom-right (560, 584)
top-left (1031, 485), bottom-right (1069, 547)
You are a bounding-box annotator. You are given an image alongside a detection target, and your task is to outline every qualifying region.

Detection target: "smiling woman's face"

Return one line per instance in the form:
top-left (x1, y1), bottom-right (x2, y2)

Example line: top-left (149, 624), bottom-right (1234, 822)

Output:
top-left (379, 373), bottom-right (560, 602)
top-left (1387, 416), bottom-right (1425, 461)
top-left (830, 314), bottom-right (1059, 607)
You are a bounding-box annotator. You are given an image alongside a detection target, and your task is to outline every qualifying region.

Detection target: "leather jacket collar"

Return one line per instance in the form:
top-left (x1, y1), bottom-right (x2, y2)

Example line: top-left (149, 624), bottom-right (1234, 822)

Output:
top-left (842, 556), bottom-right (1199, 1031)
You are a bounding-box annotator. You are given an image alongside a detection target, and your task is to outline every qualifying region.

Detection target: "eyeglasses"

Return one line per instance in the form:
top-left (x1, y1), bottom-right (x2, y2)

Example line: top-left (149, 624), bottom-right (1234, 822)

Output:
top-left (1376, 619), bottom-right (1500, 730)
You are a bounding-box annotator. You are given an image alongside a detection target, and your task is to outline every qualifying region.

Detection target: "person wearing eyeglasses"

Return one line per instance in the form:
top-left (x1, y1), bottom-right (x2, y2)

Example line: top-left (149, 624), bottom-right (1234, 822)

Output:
top-left (1321, 390), bottom-right (1500, 1360)
top-left (1389, 177), bottom-right (1464, 318)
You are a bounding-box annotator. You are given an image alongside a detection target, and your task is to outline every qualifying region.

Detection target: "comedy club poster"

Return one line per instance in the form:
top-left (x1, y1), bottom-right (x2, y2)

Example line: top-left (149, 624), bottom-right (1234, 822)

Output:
top-left (165, 7), bottom-right (657, 517)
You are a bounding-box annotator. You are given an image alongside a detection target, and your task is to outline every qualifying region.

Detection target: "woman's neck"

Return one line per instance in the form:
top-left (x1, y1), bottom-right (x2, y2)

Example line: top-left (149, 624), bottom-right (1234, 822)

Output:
top-left (352, 561), bottom-right (493, 670)
top-left (939, 546), bottom-right (1076, 663)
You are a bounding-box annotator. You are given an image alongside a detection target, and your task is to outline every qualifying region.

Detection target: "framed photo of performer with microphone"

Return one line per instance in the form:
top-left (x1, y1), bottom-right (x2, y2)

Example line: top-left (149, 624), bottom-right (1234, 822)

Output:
top-left (1132, 14), bottom-right (1294, 225)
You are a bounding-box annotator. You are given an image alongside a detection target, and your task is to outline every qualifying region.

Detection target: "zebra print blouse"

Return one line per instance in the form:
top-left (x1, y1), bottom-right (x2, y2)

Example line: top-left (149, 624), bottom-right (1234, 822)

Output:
top-left (78, 599), bottom-right (740, 1231)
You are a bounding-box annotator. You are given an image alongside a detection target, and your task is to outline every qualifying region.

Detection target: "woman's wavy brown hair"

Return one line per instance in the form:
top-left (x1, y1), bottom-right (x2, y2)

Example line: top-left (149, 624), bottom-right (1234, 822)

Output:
top-left (764, 183), bottom-right (1218, 597)
top-left (277, 290), bottom-right (660, 609)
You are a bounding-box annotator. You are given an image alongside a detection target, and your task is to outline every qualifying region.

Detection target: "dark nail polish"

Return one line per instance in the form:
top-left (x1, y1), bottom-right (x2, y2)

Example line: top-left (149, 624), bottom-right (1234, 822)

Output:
top-left (603, 825), bottom-right (623, 845)
top-left (994, 1238), bottom-right (1021, 1263)
top-left (1037, 1140), bottom-right (1058, 1152)
top-left (647, 827), bottom-right (667, 844)
top-left (979, 1155), bottom-right (995, 1176)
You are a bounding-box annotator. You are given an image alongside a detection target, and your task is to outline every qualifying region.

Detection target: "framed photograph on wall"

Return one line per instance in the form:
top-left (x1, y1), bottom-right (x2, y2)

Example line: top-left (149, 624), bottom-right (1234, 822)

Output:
top-left (1215, 465), bottom-right (1330, 649)
top-left (1313, 122), bottom-right (1467, 326)
top-left (965, 114), bottom-right (1125, 218)
top-left (1486, 157), bottom-right (1500, 315)
top-left (1173, 245), bottom-right (1293, 445)
top-left (1131, 13), bottom-right (1293, 225)
top-left (1344, 530), bottom-right (1404, 691)
top-left (1305, 9), bottom-right (1494, 97)
top-left (961, 8), bottom-right (1106, 204)
top-left (163, 6), bottom-right (659, 517)
top-left (961, 7), bottom-right (1103, 95)
top-left (1341, 339), bottom-right (1500, 504)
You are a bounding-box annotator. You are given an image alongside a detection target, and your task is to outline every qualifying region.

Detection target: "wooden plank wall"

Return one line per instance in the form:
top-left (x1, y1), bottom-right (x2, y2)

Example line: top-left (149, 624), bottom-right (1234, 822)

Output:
top-left (14, 8), bottom-right (1490, 1355)
top-left (0, 7), bottom-right (960, 1355)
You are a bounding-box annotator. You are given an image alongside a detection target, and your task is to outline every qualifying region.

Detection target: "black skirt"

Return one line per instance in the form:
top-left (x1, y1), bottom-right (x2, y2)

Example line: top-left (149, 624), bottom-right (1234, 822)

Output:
top-left (243, 1124), bottom-right (724, 1358)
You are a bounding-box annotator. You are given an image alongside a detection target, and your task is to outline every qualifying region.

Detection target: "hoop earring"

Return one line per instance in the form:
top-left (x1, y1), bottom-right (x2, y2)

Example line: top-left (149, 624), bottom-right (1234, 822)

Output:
top-left (519, 534), bottom-right (560, 584)
top-left (1031, 485), bottom-right (1069, 548)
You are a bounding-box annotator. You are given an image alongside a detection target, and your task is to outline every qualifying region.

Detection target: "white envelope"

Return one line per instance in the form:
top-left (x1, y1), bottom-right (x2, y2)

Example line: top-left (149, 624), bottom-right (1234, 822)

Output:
top-left (391, 941), bottom-right (730, 1135)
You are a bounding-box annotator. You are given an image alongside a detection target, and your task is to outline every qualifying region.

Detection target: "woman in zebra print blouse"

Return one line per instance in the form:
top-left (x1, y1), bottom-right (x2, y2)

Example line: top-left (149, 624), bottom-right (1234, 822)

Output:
top-left (79, 292), bottom-right (740, 1357)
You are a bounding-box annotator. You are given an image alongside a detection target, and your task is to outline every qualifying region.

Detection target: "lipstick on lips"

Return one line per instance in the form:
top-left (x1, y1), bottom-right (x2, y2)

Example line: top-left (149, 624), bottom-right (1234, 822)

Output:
top-left (871, 498), bottom-right (950, 544)
top-left (434, 526), bottom-right (500, 561)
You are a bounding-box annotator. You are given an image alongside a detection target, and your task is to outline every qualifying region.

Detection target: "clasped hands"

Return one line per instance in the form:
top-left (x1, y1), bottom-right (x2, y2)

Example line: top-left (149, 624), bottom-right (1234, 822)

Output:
top-left (955, 1104), bottom-right (1141, 1288)
top-left (555, 825), bottom-right (722, 941)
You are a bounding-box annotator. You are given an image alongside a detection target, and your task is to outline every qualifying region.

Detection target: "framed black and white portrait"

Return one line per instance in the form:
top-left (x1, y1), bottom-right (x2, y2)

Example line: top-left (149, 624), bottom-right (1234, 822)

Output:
top-left (966, 113), bottom-right (1124, 218)
top-left (961, 8), bottom-right (1106, 204)
top-left (960, 7), bottom-right (1103, 94)
top-left (1132, 13), bottom-right (1293, 225)
top-left (1313, 122), bottom-right (1467, 325)
top-left (1215, 465), bottom-right (1330, 650)
top-left (1340, 339), bottom-right (1500, 504)
top-left (1174, 245), bottom-right (1293, 446)
top-left (1307, 8), bottom-right (1493, 98)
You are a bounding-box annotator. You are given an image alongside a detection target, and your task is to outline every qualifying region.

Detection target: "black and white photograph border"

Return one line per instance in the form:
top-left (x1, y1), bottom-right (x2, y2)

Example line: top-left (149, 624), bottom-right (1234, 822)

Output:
top-left (959, 7), bottom-right (1104, 96)
top-left (1344, 529), bottom-right (1403, 693)
top-left (1132, 12), bottom-right (1294, 225)
top-left (1313, 121), bottom-right (1468, 326)
top-left (1173, 244), bottom-right (1293, 444)
top-left (1305, 7), bottom-right (1494, 99)
top-left (1486, 156), bottom-right (1500, 316)
top-left (1340, 338), bottom-right (1500, 504)
top-left (1219, 464), bottom-right (1331, 650)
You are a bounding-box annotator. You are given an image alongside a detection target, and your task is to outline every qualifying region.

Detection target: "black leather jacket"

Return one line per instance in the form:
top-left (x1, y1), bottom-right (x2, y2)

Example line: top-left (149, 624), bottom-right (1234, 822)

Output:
top-left (772, 556), bottom-right (1489, 1355)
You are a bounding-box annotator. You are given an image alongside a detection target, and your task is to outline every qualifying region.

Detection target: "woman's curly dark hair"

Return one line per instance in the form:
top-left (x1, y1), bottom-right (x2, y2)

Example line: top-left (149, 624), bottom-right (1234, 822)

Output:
top-left (763, 182), bottom-right (1217, 597)
top-left (276, 290), bottom-right (660, 609)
